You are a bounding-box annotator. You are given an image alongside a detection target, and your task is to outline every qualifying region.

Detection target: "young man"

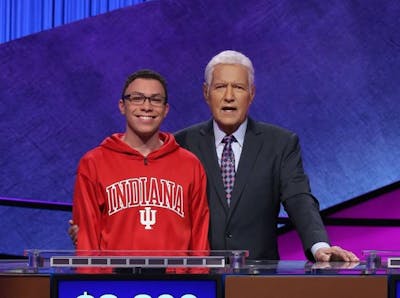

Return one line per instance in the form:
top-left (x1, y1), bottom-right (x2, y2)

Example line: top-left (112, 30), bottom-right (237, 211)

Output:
top-left (72, 69), bottom-right (209, 254)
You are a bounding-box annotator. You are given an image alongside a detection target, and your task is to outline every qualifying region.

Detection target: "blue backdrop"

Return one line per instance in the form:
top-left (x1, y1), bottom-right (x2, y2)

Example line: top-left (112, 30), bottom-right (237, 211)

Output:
top-left (0, 0), bottom-right (399, 255)
top-left (0, 0), bottom-right (148, 43)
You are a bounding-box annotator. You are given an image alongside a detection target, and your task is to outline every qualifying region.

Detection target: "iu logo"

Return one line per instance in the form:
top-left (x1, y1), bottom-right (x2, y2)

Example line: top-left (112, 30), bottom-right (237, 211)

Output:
top-left (139, 207), bottom-right (157, 229)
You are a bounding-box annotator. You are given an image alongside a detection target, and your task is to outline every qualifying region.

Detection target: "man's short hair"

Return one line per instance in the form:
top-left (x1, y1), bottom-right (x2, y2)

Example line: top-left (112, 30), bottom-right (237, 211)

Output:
top-left (121, 69), bottom-right (168, 103)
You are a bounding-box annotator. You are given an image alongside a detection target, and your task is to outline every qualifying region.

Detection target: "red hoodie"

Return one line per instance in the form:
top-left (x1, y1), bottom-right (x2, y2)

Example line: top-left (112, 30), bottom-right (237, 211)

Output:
top-left (72, 132), bottom-right (210, 255)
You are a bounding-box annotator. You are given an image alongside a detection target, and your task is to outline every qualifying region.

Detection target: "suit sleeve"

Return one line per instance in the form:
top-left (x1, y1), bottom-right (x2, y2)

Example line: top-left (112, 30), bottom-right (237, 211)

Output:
top-left (72, 157), bottom-right (102, 251)
top-left (280, 133), bottom-right (330, 260)
top-left (189, 160), bottom-right (210, 254)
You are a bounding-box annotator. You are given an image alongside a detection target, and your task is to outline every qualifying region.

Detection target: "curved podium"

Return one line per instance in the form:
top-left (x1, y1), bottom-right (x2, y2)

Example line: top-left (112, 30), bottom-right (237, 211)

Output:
top-left (0, 250), bottom-right (399, 298)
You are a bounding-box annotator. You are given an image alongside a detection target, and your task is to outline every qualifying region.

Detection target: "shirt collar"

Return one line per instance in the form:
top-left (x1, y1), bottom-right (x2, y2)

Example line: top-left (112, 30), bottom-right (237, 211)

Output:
top-left (213, 118), bottom-right (248, 147)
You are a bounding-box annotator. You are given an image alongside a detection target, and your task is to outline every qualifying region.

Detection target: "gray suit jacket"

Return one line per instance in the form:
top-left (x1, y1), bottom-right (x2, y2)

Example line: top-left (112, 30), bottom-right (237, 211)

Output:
top-left (174, 117), bottom-right (329, 260)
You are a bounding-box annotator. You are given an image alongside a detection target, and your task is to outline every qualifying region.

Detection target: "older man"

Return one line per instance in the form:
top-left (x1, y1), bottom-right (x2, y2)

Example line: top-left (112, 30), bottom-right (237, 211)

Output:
top-left (174, 50), bottom-right (358, 262)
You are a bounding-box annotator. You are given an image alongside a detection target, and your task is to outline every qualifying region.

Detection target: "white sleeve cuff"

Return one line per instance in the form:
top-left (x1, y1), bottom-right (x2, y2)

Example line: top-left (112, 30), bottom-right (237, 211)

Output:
top-left (311, 242), bottom-right (330, 258)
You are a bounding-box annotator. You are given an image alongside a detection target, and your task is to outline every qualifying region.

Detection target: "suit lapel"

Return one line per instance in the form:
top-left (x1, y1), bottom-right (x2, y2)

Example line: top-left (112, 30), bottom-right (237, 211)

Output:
top-left (198, 121), bottom-right (229, 209)
top-left (228, 119), bottom-right (263, 216)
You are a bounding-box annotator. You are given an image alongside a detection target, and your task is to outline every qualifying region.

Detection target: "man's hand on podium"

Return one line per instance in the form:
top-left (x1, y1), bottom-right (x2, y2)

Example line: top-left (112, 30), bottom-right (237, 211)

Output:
top-left (315, 246), bottom-right (359, 262)
top-left (68, 219), bottom-right (78, 248)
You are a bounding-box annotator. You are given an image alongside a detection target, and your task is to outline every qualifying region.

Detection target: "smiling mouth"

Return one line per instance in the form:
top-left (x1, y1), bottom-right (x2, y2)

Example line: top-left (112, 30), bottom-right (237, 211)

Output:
top-left (137, 115), bottom-right (156, 119)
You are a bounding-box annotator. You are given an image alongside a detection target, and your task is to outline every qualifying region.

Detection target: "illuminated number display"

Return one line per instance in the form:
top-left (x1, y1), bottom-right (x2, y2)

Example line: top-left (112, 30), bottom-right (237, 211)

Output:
top-left (53, 277), bottom-right (220, 298)
top-left (77, 292), bottom-right (198, 298)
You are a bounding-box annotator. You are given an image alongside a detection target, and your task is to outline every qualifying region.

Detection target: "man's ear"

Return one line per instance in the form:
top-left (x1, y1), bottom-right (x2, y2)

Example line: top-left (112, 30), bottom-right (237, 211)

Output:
top-left (250, 84), bottom-right (256, 104)
top-left (162, 103), bottom-right (169, 119)
top-left (203, 83), bottom-right (210, 105)
top-left (118, 99), bottom-right (126, 115)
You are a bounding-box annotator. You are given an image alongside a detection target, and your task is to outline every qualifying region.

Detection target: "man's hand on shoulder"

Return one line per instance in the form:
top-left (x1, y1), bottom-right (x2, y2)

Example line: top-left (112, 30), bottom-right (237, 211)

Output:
top-left (68, 219), bottom-right (79, 248)
top-left (315, 246), bottom-right (359, 262)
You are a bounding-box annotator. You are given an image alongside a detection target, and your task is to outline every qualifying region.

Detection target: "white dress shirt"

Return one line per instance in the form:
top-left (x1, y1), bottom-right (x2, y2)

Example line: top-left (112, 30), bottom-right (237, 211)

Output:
top-left (213, 119), bottom-right (247, 171)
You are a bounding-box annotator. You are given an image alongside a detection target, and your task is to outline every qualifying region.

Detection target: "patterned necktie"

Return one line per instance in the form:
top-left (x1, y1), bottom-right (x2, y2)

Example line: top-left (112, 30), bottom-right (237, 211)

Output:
top-left (221, 135), bottom-right (236, 205)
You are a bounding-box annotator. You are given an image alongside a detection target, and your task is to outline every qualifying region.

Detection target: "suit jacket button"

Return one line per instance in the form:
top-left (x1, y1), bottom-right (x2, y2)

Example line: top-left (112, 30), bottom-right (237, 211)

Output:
top-left (226, 233), bottom-right (232, 238)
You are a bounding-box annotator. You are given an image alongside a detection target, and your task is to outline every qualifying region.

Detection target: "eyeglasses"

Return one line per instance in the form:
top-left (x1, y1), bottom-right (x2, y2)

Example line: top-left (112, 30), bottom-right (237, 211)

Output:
top-left (122, 93), bottom-right (166, 107)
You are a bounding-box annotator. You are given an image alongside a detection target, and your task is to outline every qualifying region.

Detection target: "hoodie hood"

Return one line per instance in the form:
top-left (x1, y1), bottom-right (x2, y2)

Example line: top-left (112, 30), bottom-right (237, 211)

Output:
top-left (100, 132), bottom-right (180, 160)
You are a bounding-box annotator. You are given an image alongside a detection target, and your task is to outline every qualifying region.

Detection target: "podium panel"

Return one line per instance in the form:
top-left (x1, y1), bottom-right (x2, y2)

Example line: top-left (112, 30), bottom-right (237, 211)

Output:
top-left (225, 275), bottom-right (387, 298)
top-left (0, 275), bottom-right (49, 298)
top-left (0, 274), bottom-right (390, 298)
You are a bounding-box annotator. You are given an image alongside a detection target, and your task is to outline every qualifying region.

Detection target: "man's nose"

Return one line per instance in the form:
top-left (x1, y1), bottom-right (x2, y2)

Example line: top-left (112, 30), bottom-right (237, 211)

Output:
top-left (141, 99), bottom-right (153, 109)
top-left (224, 84), bottom-right (235, 101)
